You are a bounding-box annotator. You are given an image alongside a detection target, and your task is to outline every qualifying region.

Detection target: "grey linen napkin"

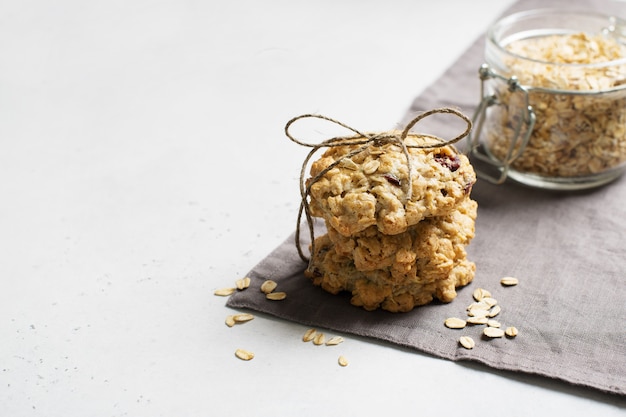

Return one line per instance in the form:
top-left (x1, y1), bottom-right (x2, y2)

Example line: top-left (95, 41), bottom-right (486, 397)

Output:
top-left (228, 0), bottom-right (626, 395)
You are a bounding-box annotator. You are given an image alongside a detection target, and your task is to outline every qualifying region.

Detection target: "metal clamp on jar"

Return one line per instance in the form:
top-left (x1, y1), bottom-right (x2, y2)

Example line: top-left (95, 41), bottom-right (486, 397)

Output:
top-left (469, 9), bottom-right (626, 190)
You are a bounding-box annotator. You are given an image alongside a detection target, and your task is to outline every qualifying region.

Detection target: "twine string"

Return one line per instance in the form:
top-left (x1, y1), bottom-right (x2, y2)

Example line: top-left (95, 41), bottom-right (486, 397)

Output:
top-left (284, 107), bottom-right (472, 264)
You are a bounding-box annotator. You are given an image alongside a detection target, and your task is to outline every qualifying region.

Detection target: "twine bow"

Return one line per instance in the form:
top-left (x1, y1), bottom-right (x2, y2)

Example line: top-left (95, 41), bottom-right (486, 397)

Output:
top-left (284, 107), bottom-right (472, 264)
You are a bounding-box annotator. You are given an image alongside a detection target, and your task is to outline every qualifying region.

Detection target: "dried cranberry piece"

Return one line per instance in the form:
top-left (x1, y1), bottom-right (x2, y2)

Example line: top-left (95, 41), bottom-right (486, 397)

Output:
top-left (383, 173), bottom-right (401, 187)
top-left (308, 267), bottom-right (323, 277)
top-left (464, 181), bottom-right (475, 195)
top-left (434, 153), bottom-right (461, 172)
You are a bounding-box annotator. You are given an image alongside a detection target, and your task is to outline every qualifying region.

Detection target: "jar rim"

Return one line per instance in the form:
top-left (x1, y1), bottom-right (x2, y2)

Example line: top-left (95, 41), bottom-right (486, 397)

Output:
top-left (487, 8), bottom-right (626, 69)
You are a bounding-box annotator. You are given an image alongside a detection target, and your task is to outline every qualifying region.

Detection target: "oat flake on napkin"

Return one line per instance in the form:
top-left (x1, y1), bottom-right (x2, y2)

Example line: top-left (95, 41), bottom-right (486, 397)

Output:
top-left (228, 0), bottom-right (626, 396)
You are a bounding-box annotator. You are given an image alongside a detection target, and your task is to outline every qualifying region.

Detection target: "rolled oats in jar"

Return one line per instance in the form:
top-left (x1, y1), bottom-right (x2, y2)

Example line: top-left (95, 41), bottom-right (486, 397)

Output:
top-left (470, 9), bottom-right (626, 190)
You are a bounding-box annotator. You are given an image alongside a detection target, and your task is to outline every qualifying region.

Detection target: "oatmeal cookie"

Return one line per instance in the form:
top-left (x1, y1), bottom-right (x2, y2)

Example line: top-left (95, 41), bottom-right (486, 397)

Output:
top-left (307, 136), bottom-right (476, 237)
top-left (305, 199), bottom-right (477, 312)
top-left (327, 198), bottom-right (476, 274)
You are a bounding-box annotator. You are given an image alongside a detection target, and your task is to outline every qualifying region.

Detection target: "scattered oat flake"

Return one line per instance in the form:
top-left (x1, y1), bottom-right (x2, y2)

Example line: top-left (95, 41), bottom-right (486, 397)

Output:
top-left (266, 291), bottom-right (287, 301)
top-left (303, 328), bottom-right (317, 342)
top-left (487, 319), bottom-right (501, 328)
top-left (467, 316), bottom-right (489, 325)
top-left (326, 336), bottom-right (344, 346)
top-left (500, 277), bottom-right (519, 286)
top-left (338, 356), bottom-right (349, 367)
top-left (459, 336), bottom-right (475, 350)
top-left (313, 332), bottom-right (326, 346)
top-left (214, 287), bottom-right (236, 296)
top-left (467, 308), bottom-right (489, 318)
top-left (233, 313), bottom-right (254, 323)
top-left (225, 315), bottom-right (235, 327)
top-left (505, 326), bottom-right (519, 337)
top-left (235, 349), bottom-right (254, 361)
top-left (482, 297), bottom-right (498, 307)
top-left (467, 301), bottom-right (489, 312)
top-left (483, 327), bottom-right (505, 338)
top-left (260, 280), bottom-right (278, 294)
top-left (444, 317), bottom-right (467, 329)
top-left (473, 288), bottom-right (492, 301)
top-left (488, 305), bottom-right (501, 318)
top-left (236, 277), bottom-right (251, 290)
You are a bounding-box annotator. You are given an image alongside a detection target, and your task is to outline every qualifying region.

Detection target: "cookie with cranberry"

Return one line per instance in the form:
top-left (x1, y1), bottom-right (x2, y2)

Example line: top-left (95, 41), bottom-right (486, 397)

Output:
top-left (307, 136), bottom-right (476, 237)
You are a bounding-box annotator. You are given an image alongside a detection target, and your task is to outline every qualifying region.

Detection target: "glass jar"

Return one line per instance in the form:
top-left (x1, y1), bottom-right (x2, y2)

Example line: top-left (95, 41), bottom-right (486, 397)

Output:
top-left (470, 9), bottom-right (626, 190)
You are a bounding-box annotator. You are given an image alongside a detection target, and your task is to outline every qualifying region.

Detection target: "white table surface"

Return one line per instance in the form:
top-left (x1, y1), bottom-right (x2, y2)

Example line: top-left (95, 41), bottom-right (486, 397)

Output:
top-left (1, 1), bottom-right (625, 416)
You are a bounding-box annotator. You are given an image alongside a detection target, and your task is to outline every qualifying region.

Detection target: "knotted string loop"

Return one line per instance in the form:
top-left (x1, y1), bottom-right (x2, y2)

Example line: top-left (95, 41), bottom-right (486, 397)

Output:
top-left (284, 107), bottom-right (471, 264)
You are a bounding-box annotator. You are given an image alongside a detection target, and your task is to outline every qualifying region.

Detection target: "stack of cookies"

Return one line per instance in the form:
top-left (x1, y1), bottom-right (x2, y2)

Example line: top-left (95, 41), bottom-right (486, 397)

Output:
top-left (304, 135), bottom-right (478, 312)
